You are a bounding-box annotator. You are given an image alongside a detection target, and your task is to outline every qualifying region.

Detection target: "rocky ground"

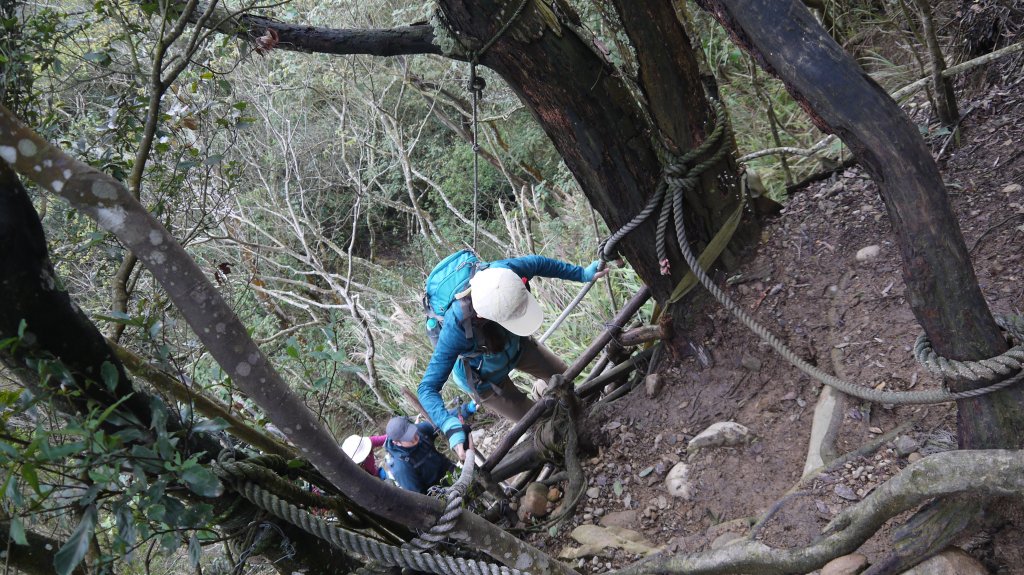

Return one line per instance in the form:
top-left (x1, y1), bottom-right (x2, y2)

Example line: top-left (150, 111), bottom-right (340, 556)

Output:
top-left (470, 62), bottom-right (1024, 574)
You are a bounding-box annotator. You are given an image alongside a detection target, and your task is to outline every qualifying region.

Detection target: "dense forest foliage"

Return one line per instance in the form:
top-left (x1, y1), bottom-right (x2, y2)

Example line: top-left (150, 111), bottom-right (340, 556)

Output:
top-left (1, 0), bottom-right (1022, 573)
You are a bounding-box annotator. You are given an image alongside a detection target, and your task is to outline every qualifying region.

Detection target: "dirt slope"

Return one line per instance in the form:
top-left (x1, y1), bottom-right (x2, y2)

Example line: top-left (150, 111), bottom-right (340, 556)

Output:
top-left (511, 70), bottom-right (1024, 573)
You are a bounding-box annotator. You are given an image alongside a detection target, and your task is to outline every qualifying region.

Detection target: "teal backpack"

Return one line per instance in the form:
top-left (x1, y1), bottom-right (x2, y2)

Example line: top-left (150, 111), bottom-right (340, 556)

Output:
top-left (422, 250), bottom-right (486, 346)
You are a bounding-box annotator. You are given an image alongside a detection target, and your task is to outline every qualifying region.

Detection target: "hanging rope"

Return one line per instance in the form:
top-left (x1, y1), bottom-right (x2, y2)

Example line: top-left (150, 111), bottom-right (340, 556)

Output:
top-left (470, 65), bottom-right (484, 252)
top-left (602, 100), bottom-right (1024, 405)
top-left (431, 0), bottom-right (530, 250)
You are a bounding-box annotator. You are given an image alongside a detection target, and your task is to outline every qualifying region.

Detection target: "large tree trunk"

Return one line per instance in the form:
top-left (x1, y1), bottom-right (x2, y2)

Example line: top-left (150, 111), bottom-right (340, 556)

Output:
top-left (613, 1), bottom-right (750, 269)
top-left (695, 0), bottom-right (1020, 449)
top-left (437, 0), bottom-right (753, 329)
top-left (693, 1), bottom-right (1023, 571)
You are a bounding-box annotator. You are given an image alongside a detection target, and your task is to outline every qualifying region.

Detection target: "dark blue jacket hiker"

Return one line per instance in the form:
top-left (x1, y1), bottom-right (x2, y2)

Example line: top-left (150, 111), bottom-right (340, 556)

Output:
top-left (384, 416), bottom-right (456, 494)
top-left (416, 254), bottom-right (605, 460)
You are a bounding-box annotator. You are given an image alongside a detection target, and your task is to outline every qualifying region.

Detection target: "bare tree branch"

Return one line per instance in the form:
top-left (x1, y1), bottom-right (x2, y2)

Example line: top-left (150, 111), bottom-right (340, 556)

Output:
top-left (177, 0), bottom-right (442, 57)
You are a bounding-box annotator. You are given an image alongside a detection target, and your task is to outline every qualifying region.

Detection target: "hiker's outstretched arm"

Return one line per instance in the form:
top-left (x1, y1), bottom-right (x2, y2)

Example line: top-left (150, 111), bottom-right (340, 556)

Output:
top-left (496, 255), bottom-right (595, 282)
top-left (417, 321), bottom-right (470, 449)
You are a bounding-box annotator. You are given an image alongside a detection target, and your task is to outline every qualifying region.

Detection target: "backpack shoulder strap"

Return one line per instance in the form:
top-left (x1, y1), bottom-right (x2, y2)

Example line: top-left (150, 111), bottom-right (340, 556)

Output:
top-left (458, 296), bottom-right (475, 340)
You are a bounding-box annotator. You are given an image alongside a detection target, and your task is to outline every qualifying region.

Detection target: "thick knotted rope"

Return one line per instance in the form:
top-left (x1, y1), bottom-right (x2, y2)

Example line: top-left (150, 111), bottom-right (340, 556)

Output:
top-left (405, 449), bottom-right (475, 552)
top-left (604, 100), bottom-right (1024, 404)
top-left (914, 316), bottom-right (1024, 383)
top-left (600, 104), bottom-right (731, 267)
top-left (215, 456), bottom-right (368, 529)
top-left (214, 457), bottom-right (526, 575)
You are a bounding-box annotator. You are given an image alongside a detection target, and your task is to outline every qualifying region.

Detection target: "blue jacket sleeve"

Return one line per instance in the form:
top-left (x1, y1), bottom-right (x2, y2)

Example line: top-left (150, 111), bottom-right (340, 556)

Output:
top-left (493, 255), bottom-right (591, 282)
top-left (416, 308), bottom-right (473, 450)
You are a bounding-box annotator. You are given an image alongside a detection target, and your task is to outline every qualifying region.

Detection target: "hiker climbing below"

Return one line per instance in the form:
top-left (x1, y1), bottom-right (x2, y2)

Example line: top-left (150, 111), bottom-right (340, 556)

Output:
top-left (417, 255), bottom-right (609, 461)
top-left (384, 416), bottom-right (456, 494)
top-left (341, 434), bottom-right (388, 480)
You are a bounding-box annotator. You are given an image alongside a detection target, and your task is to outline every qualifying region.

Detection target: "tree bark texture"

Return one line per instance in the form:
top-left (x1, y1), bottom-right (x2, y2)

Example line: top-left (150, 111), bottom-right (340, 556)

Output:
top-left (693, 0), bottom-right (1024, 450)
top-left (437, 0), bottom-right (753, 314)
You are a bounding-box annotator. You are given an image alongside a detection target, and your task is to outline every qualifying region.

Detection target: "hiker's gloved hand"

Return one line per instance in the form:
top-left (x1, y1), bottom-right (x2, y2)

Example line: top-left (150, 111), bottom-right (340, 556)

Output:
top-left (445, 423), bottom-right (470, 454)
top-left (446, 401), bottom-right (477, 421)
top-left (583, 260), bottom-right (611, 282)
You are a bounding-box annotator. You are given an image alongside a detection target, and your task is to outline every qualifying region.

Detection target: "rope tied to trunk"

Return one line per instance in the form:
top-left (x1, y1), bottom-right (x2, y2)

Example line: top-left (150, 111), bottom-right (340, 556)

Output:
top-left (214, 456), bottom-right (527, 575)
top-left (430, 0), bottom-right (530, 62)
top-left (405, 449), bottom-right (476, 552)
top-left (600, 101), bottom-right (732, 270)
top-left (601, 99), bottom-right (1024, 404)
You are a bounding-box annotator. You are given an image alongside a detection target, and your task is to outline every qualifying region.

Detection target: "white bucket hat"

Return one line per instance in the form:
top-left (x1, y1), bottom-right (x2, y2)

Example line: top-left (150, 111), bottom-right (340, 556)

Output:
top-left (468, 267), bottom-right (544, 336)
top-left (341, 435), bottom-right (372, 464)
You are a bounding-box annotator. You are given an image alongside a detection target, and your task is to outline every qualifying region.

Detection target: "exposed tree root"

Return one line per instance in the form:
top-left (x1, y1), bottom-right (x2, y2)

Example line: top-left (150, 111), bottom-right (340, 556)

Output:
top-left (608, 449), bottom-right (1024, 575)
top-left (803, 270), bottom-right (856, 476)
top-left (863, 497), bottom-right (979, 575)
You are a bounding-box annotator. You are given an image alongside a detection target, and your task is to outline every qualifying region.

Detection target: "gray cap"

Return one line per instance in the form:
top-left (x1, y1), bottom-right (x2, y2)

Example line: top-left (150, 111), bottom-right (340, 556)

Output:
top-left (386, 416), bottom-right (418, 442)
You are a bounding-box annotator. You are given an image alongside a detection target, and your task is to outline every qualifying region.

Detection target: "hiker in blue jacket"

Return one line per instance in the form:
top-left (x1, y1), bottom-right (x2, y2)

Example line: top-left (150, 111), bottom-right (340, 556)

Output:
top-left (384, 416), bottom-right (456, 494)
top-left (417, 255), bottom-right (609, 461)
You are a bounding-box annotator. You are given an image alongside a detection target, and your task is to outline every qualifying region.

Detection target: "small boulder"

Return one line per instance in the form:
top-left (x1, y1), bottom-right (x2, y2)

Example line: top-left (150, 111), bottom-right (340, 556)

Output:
top-left (558, 524), bottom-right (662, 560)
top-left (665, 462), bottom-right (695, 499)
top-left (645, 374), bottom-right (664, 398)
top-left (518, 482), bottom-right (550, 520)
top-left (740, 354), bottom-right (762, 372)
top-left (821, 553), bottom-right (869, 575)
top-left (599, 510), bottom-right (638, 529)
top-left (688, 421), bottom-right (751, 451)
top-left (834, 484), bottom-right (859, 501)
top-left (856, 245), bottom-right (881, 261)
top-left (900, 547), bottom-right (988, 575)
top-left (894, 435), bottom-right (920, 456)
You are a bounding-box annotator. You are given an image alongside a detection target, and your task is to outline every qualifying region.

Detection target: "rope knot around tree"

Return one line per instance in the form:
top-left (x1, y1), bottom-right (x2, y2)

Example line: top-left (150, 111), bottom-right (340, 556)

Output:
top-left (429, 0), bottom-right (531, 62)
top-left (404, 449), bottom-right (476, 552)
top-left (599, 98), bottom-right (1024, 406)
top-left (600, 100), bottom-right (732, 269)
top-left (914, 315), bottom-right (1024, 387)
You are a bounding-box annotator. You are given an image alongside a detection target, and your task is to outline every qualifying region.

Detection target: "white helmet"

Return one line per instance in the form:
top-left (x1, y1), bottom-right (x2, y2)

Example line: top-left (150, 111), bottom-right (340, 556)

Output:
top-left (341, 435), bottom-right (372, 464)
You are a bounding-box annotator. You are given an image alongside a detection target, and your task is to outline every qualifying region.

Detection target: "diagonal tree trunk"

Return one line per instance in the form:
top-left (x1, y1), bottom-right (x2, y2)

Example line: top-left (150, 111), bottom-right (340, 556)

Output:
top-left (0, 103), bottom-right (575, 575)
top-left (0, 163), bottom-right (369, 575)
top-left (692, 1), bottom-right (1023, 571)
